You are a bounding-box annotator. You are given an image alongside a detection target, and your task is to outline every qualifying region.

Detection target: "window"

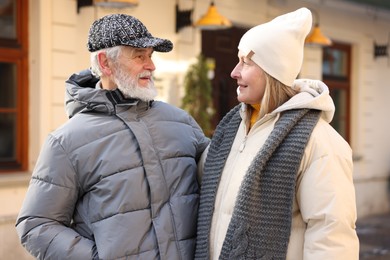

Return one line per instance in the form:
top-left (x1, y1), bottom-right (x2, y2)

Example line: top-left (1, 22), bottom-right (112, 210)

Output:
top-left (322, 42), bottom-right (351, 143)
top-left (0, 0), bottom-right (28, 172)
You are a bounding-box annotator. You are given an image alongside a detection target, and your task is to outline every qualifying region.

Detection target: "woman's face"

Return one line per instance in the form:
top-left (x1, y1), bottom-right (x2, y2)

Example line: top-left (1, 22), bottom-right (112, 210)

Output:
top-left (230, 51), bottom-right (266, 104)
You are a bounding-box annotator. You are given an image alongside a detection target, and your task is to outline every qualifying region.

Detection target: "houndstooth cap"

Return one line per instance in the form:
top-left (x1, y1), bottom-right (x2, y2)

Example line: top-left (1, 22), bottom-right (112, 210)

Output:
top-left (87, 14), bottom-right (173, 52)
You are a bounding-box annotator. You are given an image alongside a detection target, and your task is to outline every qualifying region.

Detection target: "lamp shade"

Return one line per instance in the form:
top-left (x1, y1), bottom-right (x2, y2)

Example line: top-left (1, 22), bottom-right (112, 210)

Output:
top-left (305, 24), bottom-right (332, 46)
top-left (94, 0), bottom-right (139, 8)
top-left (194, 2), bottom-right (232, 30)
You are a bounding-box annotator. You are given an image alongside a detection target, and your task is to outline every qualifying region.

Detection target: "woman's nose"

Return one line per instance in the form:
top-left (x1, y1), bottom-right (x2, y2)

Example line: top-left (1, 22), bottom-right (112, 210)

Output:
top-left (230, 63), bottom-right (240, 79)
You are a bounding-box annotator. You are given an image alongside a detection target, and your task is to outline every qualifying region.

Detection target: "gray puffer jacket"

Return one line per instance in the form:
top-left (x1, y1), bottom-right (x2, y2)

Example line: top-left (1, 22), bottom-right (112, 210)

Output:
top-left (16, 70), bottom-right (210, 260)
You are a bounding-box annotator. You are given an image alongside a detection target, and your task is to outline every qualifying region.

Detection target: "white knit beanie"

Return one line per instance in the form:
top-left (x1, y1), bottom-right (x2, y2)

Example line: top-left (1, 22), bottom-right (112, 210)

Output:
top-left (238, 7), bottom-right (312, 87)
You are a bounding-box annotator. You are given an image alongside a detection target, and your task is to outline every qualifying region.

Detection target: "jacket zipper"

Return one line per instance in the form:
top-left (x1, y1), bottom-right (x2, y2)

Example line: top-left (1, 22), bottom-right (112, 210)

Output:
top-left (239, 135), bottom-right (247, 152)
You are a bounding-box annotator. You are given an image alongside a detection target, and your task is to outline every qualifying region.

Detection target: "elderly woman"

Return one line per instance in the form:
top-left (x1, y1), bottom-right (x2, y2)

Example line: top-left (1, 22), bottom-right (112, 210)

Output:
top-left (195, 7), bottom-right (359, 260)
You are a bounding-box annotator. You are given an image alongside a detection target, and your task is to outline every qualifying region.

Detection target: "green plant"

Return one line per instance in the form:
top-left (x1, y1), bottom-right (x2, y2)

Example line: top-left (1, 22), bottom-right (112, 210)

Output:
top-left (181, 55), bottom-right (214, 137)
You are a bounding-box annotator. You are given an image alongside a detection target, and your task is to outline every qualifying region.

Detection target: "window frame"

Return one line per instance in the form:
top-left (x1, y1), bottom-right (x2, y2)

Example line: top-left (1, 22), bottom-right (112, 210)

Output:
top-left (0, 0), bottom-right (28, 172)
top-left (322, 42), bottom-right (351, 143)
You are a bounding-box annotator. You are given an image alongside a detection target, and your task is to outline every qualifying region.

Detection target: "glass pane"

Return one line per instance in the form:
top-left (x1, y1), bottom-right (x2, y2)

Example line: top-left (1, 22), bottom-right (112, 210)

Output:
top-left (330, 88), bottom-right (347, 140)
top-left (0, 62), bottom-right (16, 108)
top-left (0, 113), bottom-right (16, 160)
top-left (0, 0), bottom-right (16, 39)
top-left (323, 48), bottom-right (348, 78)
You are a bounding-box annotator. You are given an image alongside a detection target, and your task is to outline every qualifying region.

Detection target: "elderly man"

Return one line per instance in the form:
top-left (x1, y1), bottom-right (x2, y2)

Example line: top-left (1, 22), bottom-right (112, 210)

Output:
top-left (16, 14), bottom-right (209, 260)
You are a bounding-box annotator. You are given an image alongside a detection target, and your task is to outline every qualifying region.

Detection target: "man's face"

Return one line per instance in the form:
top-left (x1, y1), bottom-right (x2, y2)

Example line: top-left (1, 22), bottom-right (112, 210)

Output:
top-left (111, 47), bottom-right (157, 101)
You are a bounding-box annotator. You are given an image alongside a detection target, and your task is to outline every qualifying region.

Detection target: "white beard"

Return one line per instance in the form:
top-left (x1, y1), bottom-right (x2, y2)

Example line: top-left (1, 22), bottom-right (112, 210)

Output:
top-left (113, 66), bottom-right (157, 101)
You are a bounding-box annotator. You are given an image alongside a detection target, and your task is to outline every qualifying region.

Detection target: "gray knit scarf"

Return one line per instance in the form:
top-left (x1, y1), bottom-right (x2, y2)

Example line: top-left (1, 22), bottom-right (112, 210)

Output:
top-left (195, 105), bottom-right (320, 260)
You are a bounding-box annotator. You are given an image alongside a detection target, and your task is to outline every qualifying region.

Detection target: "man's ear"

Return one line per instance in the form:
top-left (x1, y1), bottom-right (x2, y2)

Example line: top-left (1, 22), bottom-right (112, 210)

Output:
top-left (97, 52), bottom-right (113, 76)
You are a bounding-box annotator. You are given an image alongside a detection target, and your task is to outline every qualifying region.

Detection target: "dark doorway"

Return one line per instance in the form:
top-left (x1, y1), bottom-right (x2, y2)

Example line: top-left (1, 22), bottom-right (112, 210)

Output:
top-left (201, 26), bottom-right (248, 129)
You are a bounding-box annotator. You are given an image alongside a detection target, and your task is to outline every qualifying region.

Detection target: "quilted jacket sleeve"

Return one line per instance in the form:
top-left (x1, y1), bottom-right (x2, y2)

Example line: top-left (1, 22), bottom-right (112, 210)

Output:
top-left (187, 114), bottom-right (210, 161)
top-left (297, 119), bottom-right (359, 260)
top-left (15, 135), bottom-right (98, 260)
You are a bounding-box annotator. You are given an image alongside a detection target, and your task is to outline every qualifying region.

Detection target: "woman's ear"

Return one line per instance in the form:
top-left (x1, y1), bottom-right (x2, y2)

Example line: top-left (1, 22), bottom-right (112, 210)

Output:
top-left (97, 52), bottom-right (113, 76)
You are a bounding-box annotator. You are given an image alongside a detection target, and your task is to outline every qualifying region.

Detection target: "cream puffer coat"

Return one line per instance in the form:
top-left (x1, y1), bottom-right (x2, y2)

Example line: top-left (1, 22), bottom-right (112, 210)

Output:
top-left (16, 70), bottom-right (210, 260)
top-left (202, 79), bottom-right (359, 259)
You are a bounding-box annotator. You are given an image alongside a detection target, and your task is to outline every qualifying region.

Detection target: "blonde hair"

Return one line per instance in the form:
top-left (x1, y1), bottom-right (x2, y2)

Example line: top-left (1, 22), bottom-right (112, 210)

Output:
top-left (249, 72), bottom-right (298, 120)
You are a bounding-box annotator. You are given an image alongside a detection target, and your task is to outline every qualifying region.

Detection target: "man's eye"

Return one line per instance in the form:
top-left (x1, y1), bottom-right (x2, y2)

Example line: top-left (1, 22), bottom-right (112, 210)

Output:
top-left (137, 55), bottom-right (145, 61)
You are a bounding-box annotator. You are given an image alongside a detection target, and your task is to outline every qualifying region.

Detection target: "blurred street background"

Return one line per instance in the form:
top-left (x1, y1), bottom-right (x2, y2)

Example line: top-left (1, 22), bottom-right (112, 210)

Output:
top-left (357, 211), bottom-right (390, 259)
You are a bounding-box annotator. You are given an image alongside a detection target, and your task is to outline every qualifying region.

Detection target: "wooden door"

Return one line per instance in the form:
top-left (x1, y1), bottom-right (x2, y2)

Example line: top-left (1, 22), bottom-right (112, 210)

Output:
top-left (201, 27), bottom-right (247, 129)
